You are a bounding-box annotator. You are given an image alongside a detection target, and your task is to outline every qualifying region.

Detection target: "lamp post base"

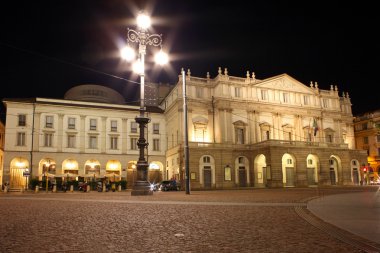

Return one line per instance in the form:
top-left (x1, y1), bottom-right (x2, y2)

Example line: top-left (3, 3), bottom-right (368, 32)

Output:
top-left (131, 181), bottom-right (153, 196)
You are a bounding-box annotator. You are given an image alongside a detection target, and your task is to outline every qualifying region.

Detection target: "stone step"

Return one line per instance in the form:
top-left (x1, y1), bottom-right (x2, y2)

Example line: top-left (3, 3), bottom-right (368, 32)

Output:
top-left (8, 188), bottom-right (23, 192)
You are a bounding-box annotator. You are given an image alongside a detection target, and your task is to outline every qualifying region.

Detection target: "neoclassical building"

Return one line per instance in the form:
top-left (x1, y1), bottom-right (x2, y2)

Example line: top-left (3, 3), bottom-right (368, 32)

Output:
top-left (163, 68), bottom-right (367, 189)
top-left (353, 109), bottom-right (380, 182)
top-left (1, 69), bottom-right (369, 190)
top-left (2, 85), bottom-right (166, 190)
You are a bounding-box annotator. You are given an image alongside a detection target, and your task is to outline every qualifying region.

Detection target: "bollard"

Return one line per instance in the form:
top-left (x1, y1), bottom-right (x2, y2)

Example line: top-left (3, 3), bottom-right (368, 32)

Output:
top-left (103, 183), bottom-right (106, 192)
top-left (86, 184), bottom-right (90, 193)
top-left (53, 185), bottom-right (57, 193)
top-left (35, 185), bottom-right (39, 193)
top-left (118, 184), bottom-right (122, 192)
top-left (4, 186), bottom-right (8, 193)
top-left (70, 185), bottom-right (74, 192)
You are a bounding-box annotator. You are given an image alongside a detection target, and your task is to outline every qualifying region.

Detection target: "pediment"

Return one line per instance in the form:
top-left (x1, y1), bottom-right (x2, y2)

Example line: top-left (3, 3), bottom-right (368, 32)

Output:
top-left (233, 120), bottom-right (247, 126)
top-left (255, 74), bottom-right (314, 94)
top-left (192, 116), bottom-right (208, 124)
top-left (282, 123), bottom-right (293, 128)
top-left (324, 127), bottom-right (335, 132)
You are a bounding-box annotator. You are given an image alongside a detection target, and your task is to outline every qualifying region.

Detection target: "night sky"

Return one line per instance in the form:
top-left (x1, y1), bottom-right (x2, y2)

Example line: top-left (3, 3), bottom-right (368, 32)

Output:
top-left (1, 0), bottom-right (379, 121)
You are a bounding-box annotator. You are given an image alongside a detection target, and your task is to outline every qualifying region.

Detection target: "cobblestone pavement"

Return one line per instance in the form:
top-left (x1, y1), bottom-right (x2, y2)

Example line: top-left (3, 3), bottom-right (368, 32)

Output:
top-left (0, 186), bottom-right (378, 253)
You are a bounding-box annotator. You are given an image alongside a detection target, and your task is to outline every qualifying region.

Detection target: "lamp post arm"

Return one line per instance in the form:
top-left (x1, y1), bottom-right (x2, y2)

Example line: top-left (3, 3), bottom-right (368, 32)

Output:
top-left (127, 28), bottom-right (162, 47)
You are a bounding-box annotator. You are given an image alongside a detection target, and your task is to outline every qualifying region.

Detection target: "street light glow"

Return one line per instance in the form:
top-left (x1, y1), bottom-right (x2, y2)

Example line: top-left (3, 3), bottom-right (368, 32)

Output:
top-left (137, 13), bottom-right (151, 29)
top-left (155, 50), bottom-right (169, 65)
top-left (121, 45), bottom-right (136, 61)
top-left (132, 59), bottom-right (144, 74)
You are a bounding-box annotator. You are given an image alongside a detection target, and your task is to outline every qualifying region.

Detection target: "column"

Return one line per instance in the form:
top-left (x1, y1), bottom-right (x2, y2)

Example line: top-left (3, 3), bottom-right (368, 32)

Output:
top-left (226, 109), bottom-right (232, 143)
top-left (32, 113), bottom-right (41, 150)
top-left (57, 114), bottom-right (64, 152)
top-left (187, 109), bottom-right (193, 142)
top-left (255, 112), bottom-right (261, 142)
top-left (101, 116), bottom-right (107, 153)
top-left (80, 115), bottom-right (86, 152)
top-left (248, 111), bottom-right (255, 143)
top-left (122, 118), bottom-right (128, 154)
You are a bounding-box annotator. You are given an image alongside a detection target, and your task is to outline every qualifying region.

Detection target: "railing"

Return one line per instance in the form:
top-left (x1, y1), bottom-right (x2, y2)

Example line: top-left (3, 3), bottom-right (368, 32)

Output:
top-left (228, 76), bottom-right (246, 83)
top-left (189, 76), bottom-right (208, 83)
top-left (189, 140), bottom-right (349, 149)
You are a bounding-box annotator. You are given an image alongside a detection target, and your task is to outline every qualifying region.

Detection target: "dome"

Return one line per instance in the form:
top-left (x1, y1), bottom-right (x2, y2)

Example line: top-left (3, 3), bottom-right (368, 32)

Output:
top-left (64, 84), bottom-right (125, 104)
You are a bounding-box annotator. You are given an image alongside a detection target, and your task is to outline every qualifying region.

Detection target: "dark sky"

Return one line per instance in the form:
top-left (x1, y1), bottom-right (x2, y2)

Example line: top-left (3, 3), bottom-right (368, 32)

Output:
top-left (1, 0), bottom-right (379, 120)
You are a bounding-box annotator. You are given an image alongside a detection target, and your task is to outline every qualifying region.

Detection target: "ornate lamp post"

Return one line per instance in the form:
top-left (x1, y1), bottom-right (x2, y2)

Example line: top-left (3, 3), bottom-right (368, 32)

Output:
top-left (121, 12), bottom-right (168, 195)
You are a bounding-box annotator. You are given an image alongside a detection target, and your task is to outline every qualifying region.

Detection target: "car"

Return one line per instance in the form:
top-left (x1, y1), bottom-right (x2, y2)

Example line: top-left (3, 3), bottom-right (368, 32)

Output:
top-left (159, 180), bottom-right (180, 191)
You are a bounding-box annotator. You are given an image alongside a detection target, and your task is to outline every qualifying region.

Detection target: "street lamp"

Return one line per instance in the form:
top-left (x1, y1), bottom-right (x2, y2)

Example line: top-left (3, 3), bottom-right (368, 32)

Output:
top-left (121, 12), bottom-right (168, 195)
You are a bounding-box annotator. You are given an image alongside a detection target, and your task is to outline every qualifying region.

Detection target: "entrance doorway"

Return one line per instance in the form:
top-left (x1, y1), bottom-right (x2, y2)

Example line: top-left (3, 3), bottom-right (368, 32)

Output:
top-left (285, 167), bottom-right (294, 186)
top-left (352, 168), bottom-right (359, 185)
top-left (10, 168), bottom-right (24, 188)
top-left (307, 167), bottom-right (316, 185)
top-left (238, 166), bottom-right (246, 187)
top-left (330, 168), bottom-right (336, 185)
top-left (203, 166), bottom-right (211, 189)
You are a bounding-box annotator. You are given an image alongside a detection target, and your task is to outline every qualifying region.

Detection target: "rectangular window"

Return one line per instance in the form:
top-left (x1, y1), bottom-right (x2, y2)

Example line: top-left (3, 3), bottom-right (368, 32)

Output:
top-left (17, 132), bottom-right (26, 146)
top-left (261, 90), bottom-right (268, 100)
top-left (287, 159), bottom-right (292, 165)
top-left (364, 136), bottom-right (369, 144)
top-left (308, 159), bottom-right (313, 165)
top-left (130, 137), bottom-right (137, 150)
top-left (235, 87), bottom-right (241, 97)
top-left (377, 135), bottom-right (380, 143)
top-left (284, 131), bottom-right (292, 141)
top-left (195, 128), bottom-right (205, 142)
top-left (236, 128), bottom-right (244, 144)
top-left (68, 117), bottom-right (76, 129)
top-left (322, 98), bottom-right (329, 108)
top-left (196, 87), bottom-right (202, 98)
top-left (303, 95), bottom-right (309, 105)
top-left (67, 135), bottom-right (76, 148)
top-left (18, 114), bottom-right (26, 126)
top-left (90, 119), bottom-right (97, 130)
top-left (46, 116), bottom-right (53, 128)
top-left (131, 122), bottom-right (137, 133)
top-left (44, 133), bottom-right (53, 147)
top-left (153, 139), bottom-right (160, 151)
top-left (362, 123), bottom-right (368, 130)
top-left (110, 136), bottom-right (118, 149)
top-left (307, 132), bottom-right (312, 142)
top-left (326, 134), bottom-right (333, 143)
top-left (282, 93), bottom-right (289, 103)
top-left (153, 123), bottom-right (160, 134)
top-left (265, 130), bottom-right (270, 140)
top-left (111, 120), bottom-right (117, 132)
top-left (89, 136), bottom-right (97, 149)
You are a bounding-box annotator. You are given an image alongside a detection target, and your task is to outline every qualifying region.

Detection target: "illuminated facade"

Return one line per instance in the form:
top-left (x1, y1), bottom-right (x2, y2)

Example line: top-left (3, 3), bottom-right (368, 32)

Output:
top-left (353, 109), bottom-right (380, 183)
top-left (1, 70), bottom-right (371, 190)
top-left (163, 68), bottom-right (367, 189)
top-left (0, 121), bottom-right (4, 188)
top-left (2, 85), bottom-right (166, 190)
